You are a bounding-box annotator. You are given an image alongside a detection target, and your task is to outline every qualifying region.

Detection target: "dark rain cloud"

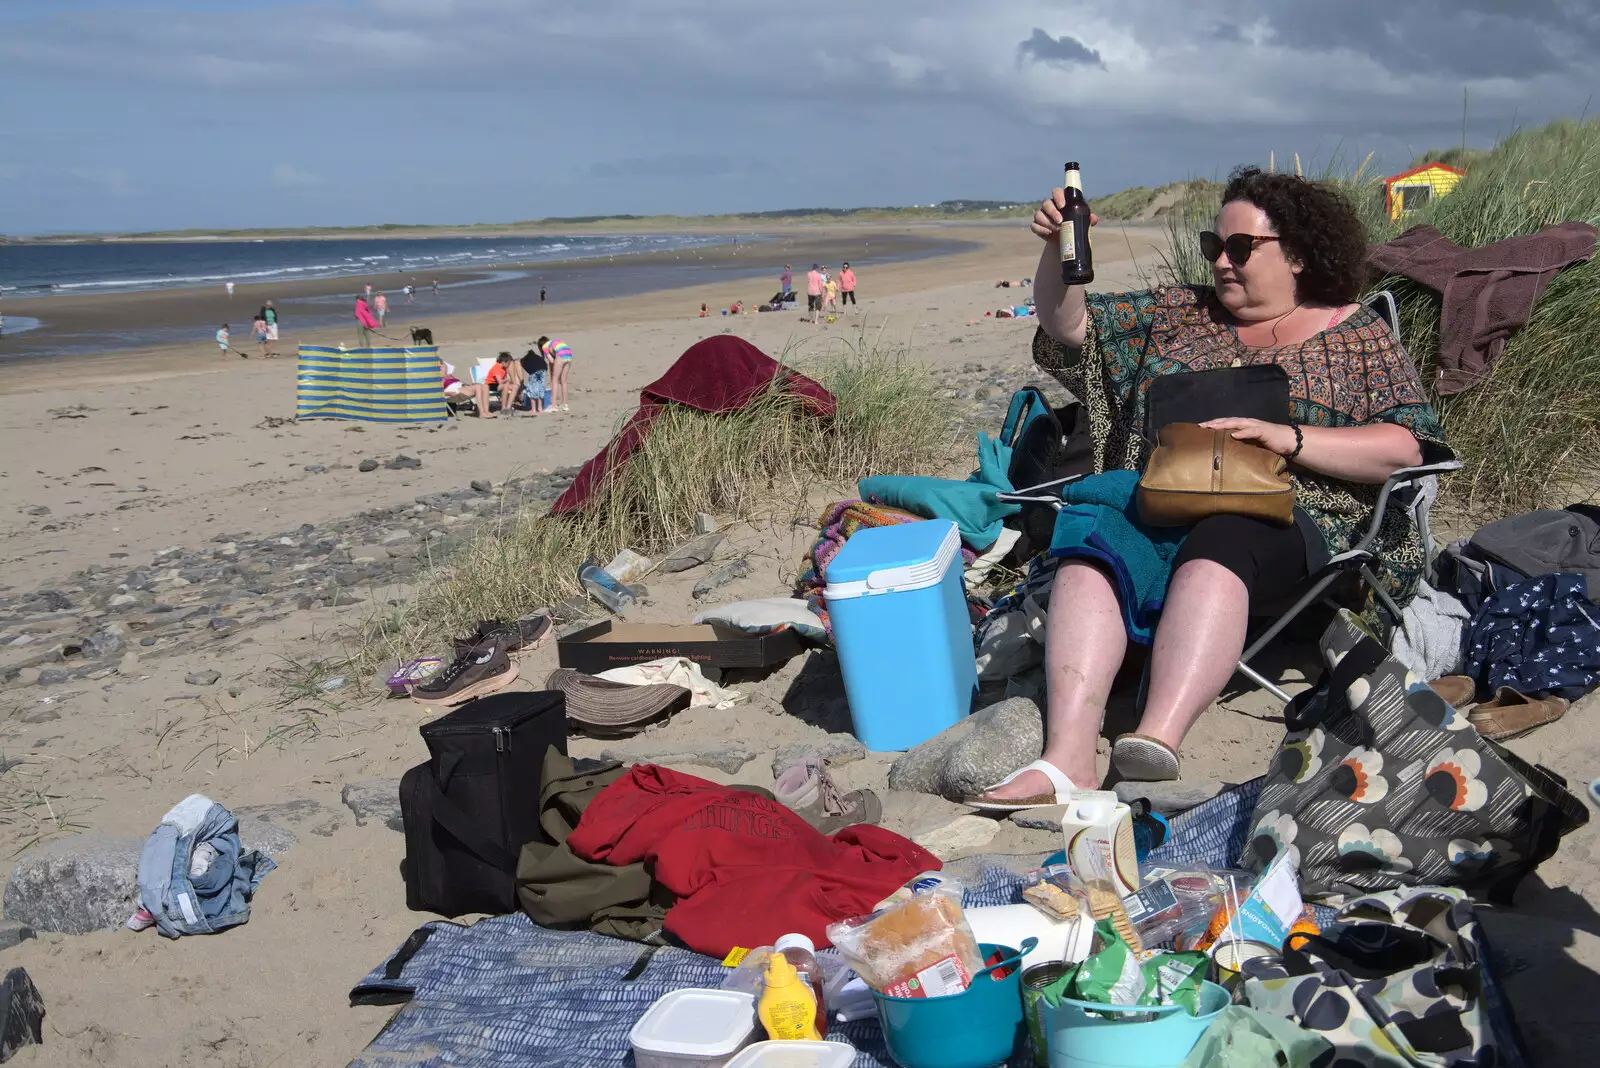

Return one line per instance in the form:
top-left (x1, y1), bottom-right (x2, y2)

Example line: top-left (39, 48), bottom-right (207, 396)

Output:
top-left (1017, 28), bottom-right (1107, 70)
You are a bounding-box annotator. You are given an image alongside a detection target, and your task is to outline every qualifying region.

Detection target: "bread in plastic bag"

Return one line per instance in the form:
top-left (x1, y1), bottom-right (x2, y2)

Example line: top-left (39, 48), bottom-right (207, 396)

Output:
top-left (826, 891), bottom-right (984, 998)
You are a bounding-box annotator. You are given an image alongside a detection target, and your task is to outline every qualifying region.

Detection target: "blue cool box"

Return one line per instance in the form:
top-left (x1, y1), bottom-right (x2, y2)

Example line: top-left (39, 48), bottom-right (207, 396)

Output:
top-left (823, 519), bottom-right (976, 751)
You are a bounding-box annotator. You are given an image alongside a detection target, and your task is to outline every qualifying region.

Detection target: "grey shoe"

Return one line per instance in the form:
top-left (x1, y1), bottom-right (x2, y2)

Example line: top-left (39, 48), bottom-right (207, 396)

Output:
top-left (774, 756), bottom-right (882, 834)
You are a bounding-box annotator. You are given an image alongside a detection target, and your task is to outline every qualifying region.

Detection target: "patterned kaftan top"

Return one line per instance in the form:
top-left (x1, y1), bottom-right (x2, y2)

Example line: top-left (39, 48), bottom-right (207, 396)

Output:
top-left (1031, 285), bottom-right (1451, 601)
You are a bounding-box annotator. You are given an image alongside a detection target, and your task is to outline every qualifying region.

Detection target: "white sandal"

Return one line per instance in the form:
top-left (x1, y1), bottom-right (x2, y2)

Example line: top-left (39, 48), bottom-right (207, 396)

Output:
top-left (965, 759), bottom-right (1078, 813)
top-left (1111, 734), bottom-right (1181, 782)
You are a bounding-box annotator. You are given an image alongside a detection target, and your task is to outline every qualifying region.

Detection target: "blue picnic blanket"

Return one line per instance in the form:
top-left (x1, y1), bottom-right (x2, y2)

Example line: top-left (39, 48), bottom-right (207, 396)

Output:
top-left (348, 778), bottom-right (1528, 1068)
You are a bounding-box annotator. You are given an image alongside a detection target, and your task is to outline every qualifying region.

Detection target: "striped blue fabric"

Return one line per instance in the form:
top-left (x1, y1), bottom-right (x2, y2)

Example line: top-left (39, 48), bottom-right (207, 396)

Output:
top-left (296, 346), bottom-right (448, 423)
top-left (348, 788), bottom-right (1266, 1068)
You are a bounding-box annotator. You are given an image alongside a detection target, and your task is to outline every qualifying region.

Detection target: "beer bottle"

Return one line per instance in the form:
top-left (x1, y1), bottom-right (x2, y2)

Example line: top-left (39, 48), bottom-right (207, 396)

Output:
top-left (1059, 162), bottom-right (1094, 286)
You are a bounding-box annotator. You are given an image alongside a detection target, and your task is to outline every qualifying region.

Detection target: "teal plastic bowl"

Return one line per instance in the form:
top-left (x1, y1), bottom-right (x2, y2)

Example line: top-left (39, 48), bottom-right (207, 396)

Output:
top-left (872, 940), bottom-right (1034, 1068)
top-left (1039, 980), bottom-right (1231, 1068)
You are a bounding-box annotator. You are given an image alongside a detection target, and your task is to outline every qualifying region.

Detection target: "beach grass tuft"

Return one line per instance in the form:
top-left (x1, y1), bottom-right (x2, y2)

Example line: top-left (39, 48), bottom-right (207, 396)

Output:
top-left (365, 337), bottom-right (961, 664)
top-left (1149, 119), bottom-right (1600, 520)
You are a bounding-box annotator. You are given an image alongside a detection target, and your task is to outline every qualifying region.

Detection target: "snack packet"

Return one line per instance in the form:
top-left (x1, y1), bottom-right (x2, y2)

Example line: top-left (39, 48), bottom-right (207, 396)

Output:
top-left (873, 870), bottom-right (964, 912)
top-left (1135, 947), bottom-right (1209, 1015)
top-left (826, 890), bottom-right (984, 999)
top-left (1064, 918), bottom-right (1147, 1007)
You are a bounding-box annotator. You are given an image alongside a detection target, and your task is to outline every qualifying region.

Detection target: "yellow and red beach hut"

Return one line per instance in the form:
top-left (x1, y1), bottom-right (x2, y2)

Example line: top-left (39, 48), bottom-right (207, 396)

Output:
top-left (1384, 162), bottom-right (1466, 220)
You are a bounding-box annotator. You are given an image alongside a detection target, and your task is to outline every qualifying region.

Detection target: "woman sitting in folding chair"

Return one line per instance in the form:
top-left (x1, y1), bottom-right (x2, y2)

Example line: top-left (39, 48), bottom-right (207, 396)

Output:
top-left (971, 167), bottom-right (1451, 808)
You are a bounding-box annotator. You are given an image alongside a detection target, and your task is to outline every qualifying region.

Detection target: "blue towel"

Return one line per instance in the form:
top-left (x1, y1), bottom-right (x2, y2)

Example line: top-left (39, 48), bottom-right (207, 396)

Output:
top-left (1047, 471), bottom-right (1189, 643)
top-left (859, 471), bottom-right (1017, 550)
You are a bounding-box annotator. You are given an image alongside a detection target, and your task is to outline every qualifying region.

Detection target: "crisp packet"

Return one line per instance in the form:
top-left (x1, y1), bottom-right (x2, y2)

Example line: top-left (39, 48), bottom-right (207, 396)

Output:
top-left (1064, 918), bottom-right (1147, 1007)
top-left (1135, 947), bottom-right (1209, 1015)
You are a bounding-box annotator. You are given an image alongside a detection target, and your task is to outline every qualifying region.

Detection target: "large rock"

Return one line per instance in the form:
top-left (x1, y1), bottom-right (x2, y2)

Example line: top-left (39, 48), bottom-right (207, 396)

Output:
top-left (0, 968), bottom-right (44, 1061)
top-left (878, 791), bottom-right (979, 840)
top-left (600, 740), bottom-right (757, 774)
top-left (770, 734), bottom-right (866, 776)
top-left (1112, 779), bottom-right (1228, 817)
top-left (236, 799), bottom-right (341, 840)
top-left (658, 533), bottom-right (725, 574)
top-left (0, 923), bottom-right (34, 954)
top-left (3, 834), bottom-right (142, 934)
top-left (888, 697), bottom-right (1044, 800)
top-left (691, 559), bottom-right (748, 600)
top-left (912, 816), bottom-right (1001, 861)
top-left (342, 780), bottom-right (404, 832)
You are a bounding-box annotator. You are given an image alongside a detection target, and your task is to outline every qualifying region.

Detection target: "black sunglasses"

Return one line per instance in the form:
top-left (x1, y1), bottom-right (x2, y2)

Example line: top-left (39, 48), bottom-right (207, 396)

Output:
top-left (1199, 230), bottom-right (1280, 267)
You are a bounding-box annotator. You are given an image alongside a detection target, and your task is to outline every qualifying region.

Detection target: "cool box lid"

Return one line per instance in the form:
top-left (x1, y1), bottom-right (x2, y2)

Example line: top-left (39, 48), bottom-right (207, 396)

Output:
top-left (823, 518), bottom-right (961, 600)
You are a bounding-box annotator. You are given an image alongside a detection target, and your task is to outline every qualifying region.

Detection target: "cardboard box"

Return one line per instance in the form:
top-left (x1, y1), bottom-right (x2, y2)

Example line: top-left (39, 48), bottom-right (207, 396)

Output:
top-left (557, 620), bottom-right (806, 673)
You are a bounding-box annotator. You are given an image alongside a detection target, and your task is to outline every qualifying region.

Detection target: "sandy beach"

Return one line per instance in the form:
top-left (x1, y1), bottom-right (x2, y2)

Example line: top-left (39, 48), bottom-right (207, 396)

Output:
top-left (0, 218), bottom-right (1595, 1068)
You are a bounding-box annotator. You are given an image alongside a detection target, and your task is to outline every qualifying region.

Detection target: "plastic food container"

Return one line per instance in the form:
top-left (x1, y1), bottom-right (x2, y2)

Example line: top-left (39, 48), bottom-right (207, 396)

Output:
top-left (725, 1040), bottom-right (857, 1068)
top-left (630, 989), bottom-right (761, 1068)
top-left (824, 519), bottom-right (977, 751)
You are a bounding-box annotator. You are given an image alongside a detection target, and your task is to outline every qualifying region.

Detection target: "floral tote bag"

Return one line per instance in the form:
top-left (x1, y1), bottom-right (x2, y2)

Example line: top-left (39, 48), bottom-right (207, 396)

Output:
top-left (1240, 610), bottom-right (1587, 905)
top-left (1242, 888), bottom-right (1510, 1068)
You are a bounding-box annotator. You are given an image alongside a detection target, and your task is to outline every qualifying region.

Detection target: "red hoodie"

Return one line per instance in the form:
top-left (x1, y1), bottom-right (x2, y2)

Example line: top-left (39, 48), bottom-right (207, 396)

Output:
top-left (567, 764), bottom-right (939, 956)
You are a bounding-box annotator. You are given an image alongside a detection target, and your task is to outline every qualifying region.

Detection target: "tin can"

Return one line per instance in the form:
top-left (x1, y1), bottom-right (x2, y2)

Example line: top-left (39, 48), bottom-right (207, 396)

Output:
top-left (1021, 961), bottom-right (1069, 1067)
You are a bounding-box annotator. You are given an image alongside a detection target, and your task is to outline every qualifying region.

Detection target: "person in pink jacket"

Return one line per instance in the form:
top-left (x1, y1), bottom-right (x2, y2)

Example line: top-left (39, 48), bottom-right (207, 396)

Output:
top-left (354, 294), bottom-right (379, 346)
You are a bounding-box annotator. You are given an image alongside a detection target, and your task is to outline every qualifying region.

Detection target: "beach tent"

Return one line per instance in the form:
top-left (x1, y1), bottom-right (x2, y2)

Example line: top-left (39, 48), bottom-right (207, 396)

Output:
top-left (296, 346), bottom-right (449, 422)
top-left (1384, 162), bottom-right (1466, 221)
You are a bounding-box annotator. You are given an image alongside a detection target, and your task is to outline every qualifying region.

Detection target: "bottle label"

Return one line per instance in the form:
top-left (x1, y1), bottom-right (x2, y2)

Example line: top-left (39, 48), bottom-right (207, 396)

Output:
top-left (1060, 221), bottom-right (1077, 262)
top-left (1065, 170), bottom-right (1083, 192)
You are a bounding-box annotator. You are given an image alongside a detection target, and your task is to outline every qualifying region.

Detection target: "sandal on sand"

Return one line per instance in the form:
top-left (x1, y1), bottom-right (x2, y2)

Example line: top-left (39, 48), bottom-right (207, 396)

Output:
top-left (1111, 734), bottom-right (1181, 783)
top-left (965, 759), bottom-right (1078, 813)
top-left (1468, 687), bottom-right (1569, 741)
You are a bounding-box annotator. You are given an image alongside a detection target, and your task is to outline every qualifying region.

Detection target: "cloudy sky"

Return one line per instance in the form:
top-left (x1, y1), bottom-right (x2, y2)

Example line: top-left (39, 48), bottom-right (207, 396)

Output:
top-left (1, 0), bottom-right (1595, 233)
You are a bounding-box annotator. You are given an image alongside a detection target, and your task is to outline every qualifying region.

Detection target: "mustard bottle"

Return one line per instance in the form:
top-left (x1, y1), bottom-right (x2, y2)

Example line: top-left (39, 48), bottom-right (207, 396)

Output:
top-left (757, 952), bottom-right (821, 1041)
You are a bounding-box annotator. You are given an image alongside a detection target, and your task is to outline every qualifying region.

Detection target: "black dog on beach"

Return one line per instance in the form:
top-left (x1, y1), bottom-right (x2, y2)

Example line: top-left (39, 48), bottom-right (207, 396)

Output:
top-left (410, 327), bottom-right (434, 345)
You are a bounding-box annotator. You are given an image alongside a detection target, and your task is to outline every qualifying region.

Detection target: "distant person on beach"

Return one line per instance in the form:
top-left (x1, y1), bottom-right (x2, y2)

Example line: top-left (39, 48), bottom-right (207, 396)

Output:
top-left (260, 300), bottom-right (280, 355)
top-left (540, 286), bottom-right (547, 305)
top-left (520, 345), bottom-right (549, 415)
top-left (780, 264), bottom-right (793, 296)
top-left (354, 294), bottom-right (379, 346)
top-left (823, 271), bottom-right (839, 316)
top-left (475, 351), bottom-right (523, 418)
top-left (225, 281), bottom-right (235, 298)
top-left (374, 290), bottom-right (389, 326)
top-left (432, 279), bottom-right (440, 296)
top-left (216, 323), bottom-right (231, 357)
top-left (806, 264), bottom-right (823, 322)
top-left (252, 313), bottom-right (270, 358)
top-left (404, 284), bottom-right (414, 303)
top-left (540, 335), bottom-right (572, 412)
top-left (840, 262), bottom-right (857, 305)
top-left (365, 283), bottom-right (373, 300)
top-left (700, 303), bottom-right (709, 317)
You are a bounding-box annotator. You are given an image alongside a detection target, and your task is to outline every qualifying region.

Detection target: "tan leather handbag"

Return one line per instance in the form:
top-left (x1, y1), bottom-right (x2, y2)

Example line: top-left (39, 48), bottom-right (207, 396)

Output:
top-left (1137, 422), bottom-right (1294, 527)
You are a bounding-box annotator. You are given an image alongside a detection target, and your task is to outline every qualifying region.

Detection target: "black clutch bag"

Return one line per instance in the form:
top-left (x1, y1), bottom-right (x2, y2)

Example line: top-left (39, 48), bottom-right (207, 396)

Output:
top-left (1144, 365), bottom-right (1291, 441)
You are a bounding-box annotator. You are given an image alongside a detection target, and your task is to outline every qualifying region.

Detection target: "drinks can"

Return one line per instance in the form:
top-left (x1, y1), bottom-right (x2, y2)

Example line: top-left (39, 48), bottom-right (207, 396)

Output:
top-left (1021, 961), bottom-right (1069, 1067)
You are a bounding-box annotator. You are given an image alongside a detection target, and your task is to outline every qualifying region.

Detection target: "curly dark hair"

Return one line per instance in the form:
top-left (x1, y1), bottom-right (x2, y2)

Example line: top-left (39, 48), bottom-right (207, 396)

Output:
top-left (1221, 167), bottom-right (1369, 305)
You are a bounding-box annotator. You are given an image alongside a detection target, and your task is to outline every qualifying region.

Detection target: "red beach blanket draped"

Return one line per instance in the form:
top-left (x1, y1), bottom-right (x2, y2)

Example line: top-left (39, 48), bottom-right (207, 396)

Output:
top-left (550, 336), bottom-right (836, 514)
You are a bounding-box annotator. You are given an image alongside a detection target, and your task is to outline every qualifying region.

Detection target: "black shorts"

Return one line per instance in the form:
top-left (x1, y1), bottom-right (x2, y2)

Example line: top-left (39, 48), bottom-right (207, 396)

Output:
top-left (1171, 513), bottom-right (1309, 613)
top-left (807, 294), bottom-right (821, 311)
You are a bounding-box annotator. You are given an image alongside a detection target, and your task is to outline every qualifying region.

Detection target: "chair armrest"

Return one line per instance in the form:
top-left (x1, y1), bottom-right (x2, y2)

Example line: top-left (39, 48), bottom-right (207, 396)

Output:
top-left (997, 472), bottom-right (1091, 504)
top-left (1349, 460), bottom-right (1463, 553)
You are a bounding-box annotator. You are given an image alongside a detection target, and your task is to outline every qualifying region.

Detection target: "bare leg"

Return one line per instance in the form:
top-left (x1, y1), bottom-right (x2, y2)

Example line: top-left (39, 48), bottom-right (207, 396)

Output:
top-left (472, 382), bottom-right (496, 417)
top-left (1134, 559), bottom-right (1249, 751)
top-left (982, 561), bottom-right (1126, 797)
